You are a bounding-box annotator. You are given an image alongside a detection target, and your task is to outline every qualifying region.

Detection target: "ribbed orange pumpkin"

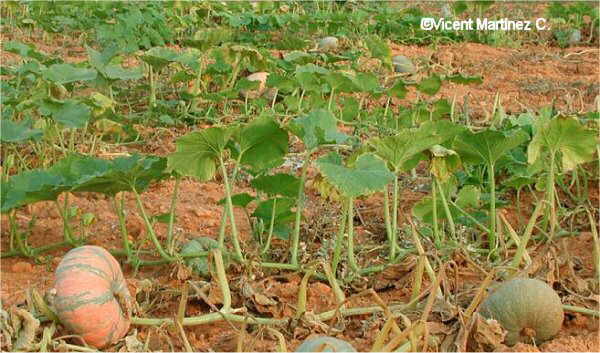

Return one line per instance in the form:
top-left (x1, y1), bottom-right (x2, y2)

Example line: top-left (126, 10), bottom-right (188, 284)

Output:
top-left (54, 246), bottom-right (132, 348)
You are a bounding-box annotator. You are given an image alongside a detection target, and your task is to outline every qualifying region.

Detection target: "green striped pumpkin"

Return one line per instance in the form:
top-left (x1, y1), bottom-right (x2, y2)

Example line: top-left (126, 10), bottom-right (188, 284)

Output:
top-left (54, 246), bottom-right (132, 348)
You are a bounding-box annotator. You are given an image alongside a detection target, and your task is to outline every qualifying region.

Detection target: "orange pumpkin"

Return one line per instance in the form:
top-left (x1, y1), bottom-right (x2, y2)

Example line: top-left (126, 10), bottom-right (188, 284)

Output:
top-left (54, 246), bottom-right (132, 348)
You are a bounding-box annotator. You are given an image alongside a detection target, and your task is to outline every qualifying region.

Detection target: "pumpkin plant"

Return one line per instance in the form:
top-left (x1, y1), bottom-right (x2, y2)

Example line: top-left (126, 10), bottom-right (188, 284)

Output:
top-left (453, 128), bottom-right (529, 256)
top-left (0, 153), bottom-right (170, 263)
top-left (370, 120), bottom-right (464, 259)
top-left (86, 45), bottom-right (143, 100)
top-left (316, 152), bottom-right (394, 275)
top-left (527, 114), bottom-right (597, 239)
top-left (287, 109), bottom-right (350, 267)
top-left (168, 115), bottom-right (289, 263)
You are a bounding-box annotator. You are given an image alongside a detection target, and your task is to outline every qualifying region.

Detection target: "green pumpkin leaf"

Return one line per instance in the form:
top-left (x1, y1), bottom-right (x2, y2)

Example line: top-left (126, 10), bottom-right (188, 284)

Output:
top-left (39, 99), bottom-right (92, 129)
top-left (0, 118), bottom-right (43, 143)
top-left (103, 65), bottom-right (144, 80)
top-left (231, 115), bottom-right (288, 172)
top-left (388, 80), bottom-right (407, 99)
top-left (252, 197), bottom-right (296, 224)
top-left (182, 237), bottom-right (228, 277)
top-left (527, 115), bottom-right (597, 171)
top-left (288, 109), bottom-right (349, 150)
top-left (417, 74), bottom-right (442, 95)
top-left (1, 171), bottom-right (64, 213)
top-left (445, 74), bottom-right (483, 85)
top-left (4, 40), bottom-right (48, 62)
top-left (283, 51), bottom-right (315, 64)
top-left (56, 154), bottom-right (168, 195)
top-left (365, 35), bottom-right (392, 69)
top-left (168, 127), bottom-right (233, 181)
top-left (251, 173), bottom-right (300, 198)
top-left (454, 129), bottom-right (529, 167)
top-left (86, 45), bottom-right (118, 70)
top-left (323, 71), bottom-right (358, 93)
top-left (42, 64), bottom-right (97, 84)
top-left (456, 185), bottom-right (481, 208)
top-left (218, 192), bottom-right (255, 208)
top-left (141, 47), bottom-right (179, 71)
top-left (371, 120), bottom-right (465, 172)
top-left (353, 72), bottom-right (383, 94)
top-left (316, 152), bottom-right (394, 198)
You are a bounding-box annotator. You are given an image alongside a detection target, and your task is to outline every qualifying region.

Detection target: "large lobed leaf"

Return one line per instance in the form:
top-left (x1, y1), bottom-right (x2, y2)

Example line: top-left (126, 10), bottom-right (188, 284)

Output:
top-left (0, 118), bottom-right (43, 143)
top-left (42, 64), bottom-right (97, 84)
top-left (1, 154), bottom-right (168, 213)
top-left (371, 120), bottom-right (465, 172)
top-left (230, 115), bottom-right (289, 173)
top-left (250, 173), bottom-right (300, 198)
top-left (316, 152), bottom-right (394, 198)
top-left (454, 129), bottom-right (529, 167)
top-left (288, 109), bottom-right (349, 150)
top-left (527, 115), bottom-right (597, 171)
top-left (168, 127), bottom-right (233, 181)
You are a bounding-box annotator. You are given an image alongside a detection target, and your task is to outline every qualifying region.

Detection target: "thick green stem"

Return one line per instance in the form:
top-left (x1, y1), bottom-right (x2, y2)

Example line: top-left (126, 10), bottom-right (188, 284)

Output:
top-left (291, 151), bottom-right (311, 266)
top-left (218, 156), bottom-right (244, 262)
top-left (133, 190), bottom-right (174, 261)
top-left (383, 186), bottom-right (393, 251)
top-left (391, 175), bottom-right (399, 259)
top-left (488, 163), bottom-right (497, 255)
top-left (218, 157), bottom-right (241, 248)
top-left (562, 304), bottom-right (599, 317)
top-left (435, 179), bottom-right (456, 239)
top-left (167, 176), bottom-right (181, 254)
top-left (510, 201), bottom-right (545, 270)
top-left (332, 200), bottom-right (348, 273)
top-left (113, 196), bottom-right (132, 260)
top-left (547, 152), bottom-right (557, 240)
top-left (149, 66), bottom-right (156, 108)
top-left (347, 197), bottom-right (359, 273)
top-left (213, 249), bottom-right (232, 312)
top-left (432, 176), bottom-right (440, 247)
top-left (261, 198), bottom-right (277, 255)
top-left (54, 197), bottom-right (75, 245)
